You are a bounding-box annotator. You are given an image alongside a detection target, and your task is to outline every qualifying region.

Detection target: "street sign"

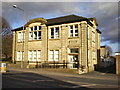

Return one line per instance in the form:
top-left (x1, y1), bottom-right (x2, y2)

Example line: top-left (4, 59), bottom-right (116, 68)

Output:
top-left (1, 63), bottom-right (7, 72)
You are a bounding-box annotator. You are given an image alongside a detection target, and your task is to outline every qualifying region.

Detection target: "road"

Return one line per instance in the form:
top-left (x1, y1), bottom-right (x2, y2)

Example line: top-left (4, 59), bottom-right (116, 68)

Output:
top-left (2, 70), bottom-right (119, 89)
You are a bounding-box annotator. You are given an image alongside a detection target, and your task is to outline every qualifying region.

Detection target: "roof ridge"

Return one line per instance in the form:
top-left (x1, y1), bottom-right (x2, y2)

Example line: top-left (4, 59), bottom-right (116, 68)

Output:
top-left (46, 14), bottom-right (85, 20)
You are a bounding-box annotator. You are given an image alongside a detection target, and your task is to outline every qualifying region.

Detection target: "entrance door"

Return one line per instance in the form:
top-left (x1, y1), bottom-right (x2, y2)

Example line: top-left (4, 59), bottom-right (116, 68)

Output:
top-left (69, 55), bottom-right (79, 68)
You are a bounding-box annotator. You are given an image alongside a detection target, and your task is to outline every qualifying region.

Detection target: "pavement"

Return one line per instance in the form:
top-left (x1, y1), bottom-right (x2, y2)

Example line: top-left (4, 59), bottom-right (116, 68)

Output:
top-left (6, 67), bottom-right (119, 81)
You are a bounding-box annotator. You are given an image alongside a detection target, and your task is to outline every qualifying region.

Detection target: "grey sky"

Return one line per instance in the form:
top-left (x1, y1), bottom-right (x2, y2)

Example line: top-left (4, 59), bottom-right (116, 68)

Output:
top-left (2, 1), bottom-right (119, 54)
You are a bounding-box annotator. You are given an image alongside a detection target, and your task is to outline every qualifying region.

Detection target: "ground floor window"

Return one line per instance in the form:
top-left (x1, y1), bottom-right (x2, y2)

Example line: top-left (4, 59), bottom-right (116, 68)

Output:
top-left (49, 50), bottom-right (59, 62)
top-left (28, 50), bottom-right (41, 61)
top-left (16, 51), bottom-right (24, 61)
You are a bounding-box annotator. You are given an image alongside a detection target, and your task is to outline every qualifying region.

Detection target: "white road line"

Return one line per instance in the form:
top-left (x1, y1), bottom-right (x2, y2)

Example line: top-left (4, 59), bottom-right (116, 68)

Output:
top-left (80, 84), bottom-right (96, 87)
top-left (62, 80), bottom-right (118, 87)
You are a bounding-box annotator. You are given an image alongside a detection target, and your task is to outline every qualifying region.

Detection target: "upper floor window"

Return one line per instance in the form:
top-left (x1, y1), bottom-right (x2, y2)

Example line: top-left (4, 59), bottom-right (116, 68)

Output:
top-left (92, 31), bottom-right (95, 42)
top-left (69, 24), bottom-right (78, 37)
top-left (18, 31), bottom-right (25, 42)
top-left (29, 26), bottom-right (42, 40)
top-left (50, 27), bottom-right (59, 39)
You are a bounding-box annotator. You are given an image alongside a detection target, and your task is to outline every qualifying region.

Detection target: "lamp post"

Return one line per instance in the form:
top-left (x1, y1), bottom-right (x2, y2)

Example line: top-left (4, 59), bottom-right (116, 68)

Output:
top-left (13, 4), bottom-right (25, 68)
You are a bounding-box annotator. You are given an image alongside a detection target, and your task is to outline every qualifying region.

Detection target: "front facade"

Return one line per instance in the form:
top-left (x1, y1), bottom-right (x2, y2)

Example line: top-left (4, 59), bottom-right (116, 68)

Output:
top-left (12, 15), bottom-right (101, 73)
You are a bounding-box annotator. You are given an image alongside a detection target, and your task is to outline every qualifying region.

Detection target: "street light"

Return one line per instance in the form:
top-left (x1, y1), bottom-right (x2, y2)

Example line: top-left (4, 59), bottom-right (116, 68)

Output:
top-left (13, 4), bottom-right (25, 68)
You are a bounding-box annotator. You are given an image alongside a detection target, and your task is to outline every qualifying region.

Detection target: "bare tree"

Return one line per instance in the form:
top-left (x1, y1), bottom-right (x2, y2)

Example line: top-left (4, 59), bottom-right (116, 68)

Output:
top-left (1, 16), bottom-right (12, 61)
top-left (105, 45), bottom-right (113, 57)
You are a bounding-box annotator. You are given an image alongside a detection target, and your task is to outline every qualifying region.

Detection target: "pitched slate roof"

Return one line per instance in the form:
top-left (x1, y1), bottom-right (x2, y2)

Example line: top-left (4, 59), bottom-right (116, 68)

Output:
top-left (12, 14), bottom-right (94, 31)
top-left (46, 14), bottom-right (92, 26)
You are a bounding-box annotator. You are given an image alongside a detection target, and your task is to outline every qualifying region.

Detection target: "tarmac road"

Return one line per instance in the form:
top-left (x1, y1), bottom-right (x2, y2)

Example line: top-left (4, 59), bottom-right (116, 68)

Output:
top-left (2, 70), bottom-right (119, 89)
top-left (2, 70), bottom-right (92, 89)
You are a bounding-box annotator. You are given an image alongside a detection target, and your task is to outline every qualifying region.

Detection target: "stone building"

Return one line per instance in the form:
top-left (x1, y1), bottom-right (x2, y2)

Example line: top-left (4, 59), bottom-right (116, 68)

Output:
top-left (115, 52), bottom-right (120, 75)
top-left (12, 14), bottom-right (101, 73)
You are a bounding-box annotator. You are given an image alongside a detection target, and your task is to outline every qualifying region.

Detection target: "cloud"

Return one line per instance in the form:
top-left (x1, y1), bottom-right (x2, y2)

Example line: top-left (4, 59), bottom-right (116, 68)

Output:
top-left (2, 2), bottom-right (119, 45)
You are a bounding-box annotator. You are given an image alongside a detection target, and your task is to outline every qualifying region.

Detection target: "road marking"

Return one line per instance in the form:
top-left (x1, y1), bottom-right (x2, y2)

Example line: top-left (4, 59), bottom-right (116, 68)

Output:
top-left (80, 84), bottom-right (96, 87)
top-left (62, 80), bottom-right (118, 88)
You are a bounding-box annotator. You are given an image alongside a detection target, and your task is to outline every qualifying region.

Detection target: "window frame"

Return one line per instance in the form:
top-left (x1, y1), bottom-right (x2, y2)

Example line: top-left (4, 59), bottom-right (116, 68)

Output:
top-left (50, 27), bottom-right (60, 39)
top-left (28, 50), bottom-right (41, 61)
top-left (68, 24), bottom-right (78, 37)
top-left (29, 25), bottom-right (42, 41)
top-left (49, 50), bottom-right (59, 61)
top-left (17, 31), bottom-right (25, 42)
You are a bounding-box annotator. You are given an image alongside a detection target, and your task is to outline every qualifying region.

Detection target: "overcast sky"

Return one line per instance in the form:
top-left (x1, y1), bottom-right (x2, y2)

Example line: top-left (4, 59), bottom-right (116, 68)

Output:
top-left (2, 1), bottom-right (120, 55)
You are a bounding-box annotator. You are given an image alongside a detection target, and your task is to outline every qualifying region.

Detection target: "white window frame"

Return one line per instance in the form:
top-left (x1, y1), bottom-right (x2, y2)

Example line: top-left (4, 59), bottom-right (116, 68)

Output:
top-left (29, 26), bottom-right (42, 40)
top-left (28, 50), bottom-right (41, 61)
top-left (28, 50), bottom-right (32, 61)
top-left (50, 27), bottom-right (59, 39)
top-left (18, 31), bottom-right (25, 42)
top-left (16, 51), bottom-right (24, 61)
top-left (68, 24), bottom-right (78, 37)
top-left (49, 50), bottom-right (59, 61)
top-left (37, 50), bottom-right (41, 61)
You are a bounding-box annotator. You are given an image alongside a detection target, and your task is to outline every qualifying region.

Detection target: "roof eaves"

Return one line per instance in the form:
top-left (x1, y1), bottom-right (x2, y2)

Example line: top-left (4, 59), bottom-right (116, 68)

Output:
top-left (96, 29), bottom-right (102, 34)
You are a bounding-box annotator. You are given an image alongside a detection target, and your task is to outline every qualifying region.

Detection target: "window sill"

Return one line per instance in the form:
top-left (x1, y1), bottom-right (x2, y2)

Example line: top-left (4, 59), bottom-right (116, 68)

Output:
top-left (17, 41), bottom-right (24, 43)
top-left (28, 40), bottom-right (42, 42)
top-left (49, 39), bottom-right (60, 40)
top-left (68, 37), bottom-right (79, 39)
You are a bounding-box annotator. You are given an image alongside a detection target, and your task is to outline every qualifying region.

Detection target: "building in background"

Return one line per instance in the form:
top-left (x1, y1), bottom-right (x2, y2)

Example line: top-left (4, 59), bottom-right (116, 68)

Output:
top-left (99, 46), bottom-right (115, 68)
top-left (12, 14), bottom-right (101, 73)
top-left (115, 52), bottom-right (120, 75)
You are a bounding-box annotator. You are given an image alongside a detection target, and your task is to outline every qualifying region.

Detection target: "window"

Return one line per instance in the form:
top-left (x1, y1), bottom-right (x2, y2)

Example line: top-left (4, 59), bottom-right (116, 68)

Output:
top-left (28, 50), bottom-right (41, 61)
top-left (70, 48), bottom-right (79, 53)
top-left (74, 25), bottom-right (78, 37)
top-left (54, 50), bottom-right (59, 61)
top-left (28, 51), bottom-right (32, 61)
top-left (29, 26), bottom-right (42, 40)
top-left (50, 27), bottom-right (59, 39)
top-left (17, 51), bottom-right (20, 61)
top-left (92, 31), bottom-right (95, 41)
top-left (49, 50), bottom-right (54, 61)
top-left (18, 32), bottom-right (21, 42)
top-left (49, 50), bottom-right (59, 61)
top-left (16, 51), bottom-right (24, 61)
top-left (33, 50), bottom-right (37, 61)
top-left (18, 32), bottom-right (25, 42)
top-left (34, 26), bottom-right (37, 30)
top-left (69, 24), bottom-right (78, 37)
top-left (37, 50), bottom-right (41, 61)
top-left (51, 28), bottom-right (54, 39)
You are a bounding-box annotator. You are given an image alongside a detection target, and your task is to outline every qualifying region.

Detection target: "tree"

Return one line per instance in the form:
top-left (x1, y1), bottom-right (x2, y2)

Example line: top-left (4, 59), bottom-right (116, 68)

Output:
top-left (1, 16), bottom-right (12, 61)
top-left (105, 45), bottom-right (113, 57)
